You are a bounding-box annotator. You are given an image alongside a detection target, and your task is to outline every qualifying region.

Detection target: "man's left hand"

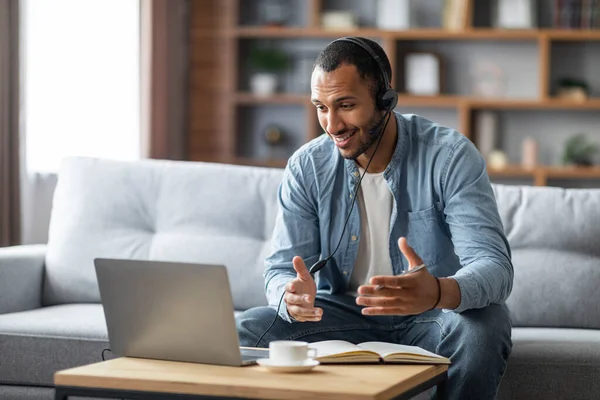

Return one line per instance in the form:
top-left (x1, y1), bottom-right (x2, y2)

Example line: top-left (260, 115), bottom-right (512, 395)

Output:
top-left (356, 237), bottom-right (440, 316)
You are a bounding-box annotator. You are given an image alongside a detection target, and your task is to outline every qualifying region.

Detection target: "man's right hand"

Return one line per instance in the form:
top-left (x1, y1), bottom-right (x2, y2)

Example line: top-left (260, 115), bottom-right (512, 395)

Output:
top-left (284, 256), bottom-right (323, 322)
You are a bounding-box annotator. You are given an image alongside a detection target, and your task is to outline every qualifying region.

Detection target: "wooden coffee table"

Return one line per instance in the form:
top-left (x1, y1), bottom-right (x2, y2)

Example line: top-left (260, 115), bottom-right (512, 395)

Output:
top-left (54, 357), bottom-right (448, 400)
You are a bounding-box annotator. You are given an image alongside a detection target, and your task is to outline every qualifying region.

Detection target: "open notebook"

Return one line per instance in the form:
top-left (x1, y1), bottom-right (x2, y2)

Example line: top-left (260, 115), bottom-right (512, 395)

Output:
top-left (309, 340), bottom-right (451, 364)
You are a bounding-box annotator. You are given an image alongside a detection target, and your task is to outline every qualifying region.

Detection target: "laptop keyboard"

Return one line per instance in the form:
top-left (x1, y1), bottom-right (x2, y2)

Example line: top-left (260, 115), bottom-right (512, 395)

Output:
top-left (240, 347), bottom-right (269, 362)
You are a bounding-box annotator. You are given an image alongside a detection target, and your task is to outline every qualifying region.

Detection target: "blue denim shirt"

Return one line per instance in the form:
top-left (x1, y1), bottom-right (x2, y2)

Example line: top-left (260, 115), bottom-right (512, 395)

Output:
top-left (264, 112), bottom-right (513, 322)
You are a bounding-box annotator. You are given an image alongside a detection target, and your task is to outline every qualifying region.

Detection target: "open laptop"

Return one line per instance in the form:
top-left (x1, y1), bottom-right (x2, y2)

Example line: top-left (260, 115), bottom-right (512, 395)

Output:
top-left (94, 258), bottom-right (268, 366)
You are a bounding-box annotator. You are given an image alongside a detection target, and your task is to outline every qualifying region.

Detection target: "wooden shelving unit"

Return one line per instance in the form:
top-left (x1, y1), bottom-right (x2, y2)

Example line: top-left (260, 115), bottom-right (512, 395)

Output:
top-left (235, 27), bottom-right (600, 41)
top-left (488, 165), bottom-right (600, 186)
top-left (234, 93), bottom-right (600, 110)
top-left (189, 0), bottom-right (600, 186)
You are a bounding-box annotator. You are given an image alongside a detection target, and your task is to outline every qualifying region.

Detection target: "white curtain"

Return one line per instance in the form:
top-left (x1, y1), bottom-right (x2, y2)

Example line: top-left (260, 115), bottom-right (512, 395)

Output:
top-left (20, 0), bottom-right (141, 244)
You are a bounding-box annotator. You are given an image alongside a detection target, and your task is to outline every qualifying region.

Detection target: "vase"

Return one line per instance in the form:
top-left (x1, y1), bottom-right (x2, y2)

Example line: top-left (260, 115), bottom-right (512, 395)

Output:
top-left (250, 73), bottom-right (278, 96)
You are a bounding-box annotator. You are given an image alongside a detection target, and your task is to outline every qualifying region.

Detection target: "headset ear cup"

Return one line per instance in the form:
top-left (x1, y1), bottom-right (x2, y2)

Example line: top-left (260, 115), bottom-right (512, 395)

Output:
top-left (379, 88), bottom-right (398, 112)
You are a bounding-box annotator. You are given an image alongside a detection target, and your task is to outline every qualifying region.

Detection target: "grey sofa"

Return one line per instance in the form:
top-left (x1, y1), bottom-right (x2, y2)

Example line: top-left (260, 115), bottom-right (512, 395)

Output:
top-left (1, 156), bottom-right (599, 400)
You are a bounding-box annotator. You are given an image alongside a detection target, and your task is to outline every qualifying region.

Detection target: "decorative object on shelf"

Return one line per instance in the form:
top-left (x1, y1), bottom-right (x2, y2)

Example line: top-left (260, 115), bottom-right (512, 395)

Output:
top-left (321, 11), bottom-right (357, 30)
top-left (562, 133), bottom-right (598, 166)
top-left (377, 0), bottom-right (410, 30)
top-left (471, 61), bottom-right (505, 97)
top-left (475, 111), bottom-right (499, 161)
top-left (521, 137), bottom-right (538, 169)
top-left (557, 77), bottom-right (589, 102)
top-left (494, 0), bottom-right (537, 29)
top-left (442, 0), bottom-right (469, 31)
top-left (264, 125), bottom-right (285, 146)
top-left (263, 125), bottom-right (286, 161)
top-left (488, 150), bottom-right (509, 169)
top-left (259, 0), bottom-right (291, 27)
top-left (405, 52), bottom-right (443, 96)
top-left (249, 45), bottom-right (290, 96)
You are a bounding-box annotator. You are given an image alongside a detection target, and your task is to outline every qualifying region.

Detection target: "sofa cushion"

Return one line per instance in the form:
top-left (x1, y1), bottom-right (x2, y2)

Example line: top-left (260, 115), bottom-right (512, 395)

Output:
top-left (45, 157), bottom-right (284, 309)
top-left (498, 327), bottom-right (600, 400)
top-left (0, 304), bottom-right (109, 386)
top-left (492, 184), bottom-right (600, 328)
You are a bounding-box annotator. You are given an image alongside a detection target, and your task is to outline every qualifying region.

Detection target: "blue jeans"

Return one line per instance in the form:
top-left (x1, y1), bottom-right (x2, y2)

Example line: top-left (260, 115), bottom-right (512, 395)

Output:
top-left (236, 293), bottom-right (512, 400)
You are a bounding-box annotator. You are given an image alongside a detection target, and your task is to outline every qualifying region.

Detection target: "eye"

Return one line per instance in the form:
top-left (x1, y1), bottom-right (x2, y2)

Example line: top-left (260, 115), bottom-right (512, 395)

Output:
top-left (316, 105), bottom-right (327, 112)
top-left (340, 103), bottom-right (354, 110)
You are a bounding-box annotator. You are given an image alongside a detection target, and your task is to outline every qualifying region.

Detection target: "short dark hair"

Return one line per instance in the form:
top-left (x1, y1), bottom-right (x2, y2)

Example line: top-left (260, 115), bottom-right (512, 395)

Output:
top-left (313, 37), bottom-right (392, 99)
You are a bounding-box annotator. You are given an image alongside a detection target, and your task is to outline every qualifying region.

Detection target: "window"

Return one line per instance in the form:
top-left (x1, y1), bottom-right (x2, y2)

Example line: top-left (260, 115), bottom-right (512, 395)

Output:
top-left (23, 0), bottom-right (140, 173)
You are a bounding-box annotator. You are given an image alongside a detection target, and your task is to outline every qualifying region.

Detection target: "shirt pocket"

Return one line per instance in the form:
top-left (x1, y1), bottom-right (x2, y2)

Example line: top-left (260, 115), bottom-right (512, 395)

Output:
top-left (405, 204), bottom-right (450, 267)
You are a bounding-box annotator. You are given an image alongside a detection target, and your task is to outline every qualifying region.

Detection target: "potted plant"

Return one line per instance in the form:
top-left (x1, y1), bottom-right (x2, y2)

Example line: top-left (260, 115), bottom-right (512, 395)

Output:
top-left (562, 133), bottom-right (598, 167)
top-left (557, 77), bottom-right (589, 102)
top-left (248, 46), bottom-right (289, 96)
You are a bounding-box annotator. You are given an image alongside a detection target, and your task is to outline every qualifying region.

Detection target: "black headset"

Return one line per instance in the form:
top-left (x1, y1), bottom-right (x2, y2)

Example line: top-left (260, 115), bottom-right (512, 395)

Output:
top-left (329, 36), bottom-right (398, 113)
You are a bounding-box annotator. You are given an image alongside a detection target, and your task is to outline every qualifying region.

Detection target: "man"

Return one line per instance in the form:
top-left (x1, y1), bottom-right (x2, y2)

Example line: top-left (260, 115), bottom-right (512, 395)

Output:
top-left (236, 37), bottom-right (513, 400)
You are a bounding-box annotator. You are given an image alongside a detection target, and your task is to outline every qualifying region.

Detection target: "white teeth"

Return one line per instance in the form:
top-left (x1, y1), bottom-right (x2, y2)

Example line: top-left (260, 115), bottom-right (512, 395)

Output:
top-left (335, 131), bottom-right (354, 142)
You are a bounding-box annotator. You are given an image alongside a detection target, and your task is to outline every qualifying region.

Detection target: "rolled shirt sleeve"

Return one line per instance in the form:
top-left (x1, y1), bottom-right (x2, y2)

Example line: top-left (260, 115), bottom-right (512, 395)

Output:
top-left (264, 156), bottom-right (321, 322)
top-left (441, 139), bottom-right (514, 313)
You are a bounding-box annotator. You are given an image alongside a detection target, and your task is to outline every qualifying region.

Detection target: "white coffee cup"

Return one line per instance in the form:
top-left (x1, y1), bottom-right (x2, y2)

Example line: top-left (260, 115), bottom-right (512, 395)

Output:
top-left (269, 340), bottom-right (317, 365)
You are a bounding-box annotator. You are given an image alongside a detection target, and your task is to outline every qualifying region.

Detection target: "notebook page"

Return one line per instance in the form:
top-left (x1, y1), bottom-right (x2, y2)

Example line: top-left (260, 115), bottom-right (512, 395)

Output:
top-left (310, 340), bottom-right (375, 358)
top-left (357, 342), bottom-right (445, 359)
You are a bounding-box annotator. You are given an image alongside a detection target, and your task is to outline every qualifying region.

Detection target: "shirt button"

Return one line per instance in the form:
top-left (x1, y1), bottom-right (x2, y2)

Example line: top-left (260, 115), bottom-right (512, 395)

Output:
top-left (343, 271), bottom-right (348, 276)
top-left (353, 172), bottom-right (359, 177)
top-left (351, 235), bottom-right (357, 241)
top-left (349, 194), bottom-right (353, 198)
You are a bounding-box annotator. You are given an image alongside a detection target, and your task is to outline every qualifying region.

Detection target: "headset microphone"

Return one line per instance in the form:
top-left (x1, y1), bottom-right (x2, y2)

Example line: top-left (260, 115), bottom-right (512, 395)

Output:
top-left (368, 109), bottom-right (392, 137)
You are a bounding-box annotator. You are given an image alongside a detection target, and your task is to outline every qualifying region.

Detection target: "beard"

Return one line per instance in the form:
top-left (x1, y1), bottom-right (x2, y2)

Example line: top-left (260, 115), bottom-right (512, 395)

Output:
top-left (341, 111), bottom-right (384, 160)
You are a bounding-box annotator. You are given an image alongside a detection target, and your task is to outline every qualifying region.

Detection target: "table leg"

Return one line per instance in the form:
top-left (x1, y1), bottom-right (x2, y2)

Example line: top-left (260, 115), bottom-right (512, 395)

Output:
top-left (54, 387), bottom-right (69, 400)
top-left (436, 378), bottom-right (448, 400)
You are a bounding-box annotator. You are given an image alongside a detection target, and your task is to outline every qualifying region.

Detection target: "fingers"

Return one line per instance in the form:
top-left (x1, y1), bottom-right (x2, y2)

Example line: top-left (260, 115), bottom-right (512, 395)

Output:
top-left (292, 256), bottom-right (312, 281)
top-left (284, 292), bottom-right (313, 306)
top-left (367, 276), bottom-right (406, 288)
top-left (361, 307), bottom-right (404, 316)
top-left (398, 237), bottom-right (424, 269)
top-left (285, 281), bottom-right (295, 293)
top-left (355, 296), bottom-right (399, 307)
top-left (357, 285), bottom-right (401, 297)
top-left (287, 305), bottom-right (323, 322)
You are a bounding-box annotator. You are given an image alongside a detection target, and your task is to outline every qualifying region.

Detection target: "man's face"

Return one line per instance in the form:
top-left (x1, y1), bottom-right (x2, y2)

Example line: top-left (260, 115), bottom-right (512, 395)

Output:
top-left (311, 64), bottom-right (382, 160)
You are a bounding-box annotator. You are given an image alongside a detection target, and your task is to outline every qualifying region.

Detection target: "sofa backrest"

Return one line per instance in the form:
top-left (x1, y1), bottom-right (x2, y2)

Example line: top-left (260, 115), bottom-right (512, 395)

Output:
top-left (492, 183), bottom-right (600, 329)
top-left (46, 157), bottom-right (600, 328)
top-left (45, 157), bottom-right (283, 310)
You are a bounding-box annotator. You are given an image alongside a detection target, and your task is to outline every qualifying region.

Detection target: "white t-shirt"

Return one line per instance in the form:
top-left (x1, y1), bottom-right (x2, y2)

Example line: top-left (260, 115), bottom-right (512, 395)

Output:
top-left (348, 167), bottom-right (394, 295)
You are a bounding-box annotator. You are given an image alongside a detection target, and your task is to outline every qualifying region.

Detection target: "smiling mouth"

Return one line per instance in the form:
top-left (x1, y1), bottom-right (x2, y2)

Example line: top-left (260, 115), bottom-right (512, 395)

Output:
top-left (333, 130), bottom-right (356, 143)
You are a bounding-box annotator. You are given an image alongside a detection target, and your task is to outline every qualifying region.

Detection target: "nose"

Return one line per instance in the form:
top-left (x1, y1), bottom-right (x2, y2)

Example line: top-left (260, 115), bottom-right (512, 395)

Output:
top-left (324, 110), bottom-right (345, 135)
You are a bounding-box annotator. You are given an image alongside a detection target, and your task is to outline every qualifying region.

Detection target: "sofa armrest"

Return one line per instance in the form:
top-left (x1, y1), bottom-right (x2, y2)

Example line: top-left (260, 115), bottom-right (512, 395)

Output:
top-left (0, 244), bottom-right (46, 314)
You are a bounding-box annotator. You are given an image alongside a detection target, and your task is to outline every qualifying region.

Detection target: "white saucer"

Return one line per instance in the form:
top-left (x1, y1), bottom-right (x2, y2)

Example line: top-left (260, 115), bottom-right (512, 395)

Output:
top-left (256, 358), bottom-right (320, 373)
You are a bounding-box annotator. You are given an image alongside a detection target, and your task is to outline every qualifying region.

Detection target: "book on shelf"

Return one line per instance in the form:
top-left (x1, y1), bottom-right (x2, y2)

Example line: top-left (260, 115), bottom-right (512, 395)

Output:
top-left (309, 340), bottom-right (451, 365)
top-left (554, 0), bottom-right (600, 29)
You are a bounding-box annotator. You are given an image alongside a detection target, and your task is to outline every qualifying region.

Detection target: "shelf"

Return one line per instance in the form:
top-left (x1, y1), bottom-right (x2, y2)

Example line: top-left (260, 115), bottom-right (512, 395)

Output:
top-left (233, 93), bottom-right (600, 111)
top-left (234, 27), bottom-right (384, 38)
top-left (397, 96), bottom-right (600, 110)
top-left (234, 27), bottom-right (600, 41)
top-left (197, 159), bottom-right (600, 182)
top-left (545, 30), bottom-right (600, 41)
top-left (234, 93), bottom-right (309, 105)
top-left (469, 98), bottom-right (600, 110)
top-left (488, 166), bottom-right (600, 179)
top-left (392, 29), bottom-right (540, 40)
top-left (397, 95), bottom-right (461, 107)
